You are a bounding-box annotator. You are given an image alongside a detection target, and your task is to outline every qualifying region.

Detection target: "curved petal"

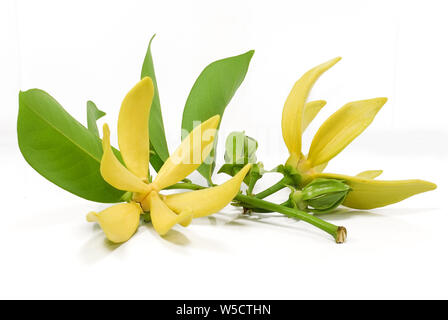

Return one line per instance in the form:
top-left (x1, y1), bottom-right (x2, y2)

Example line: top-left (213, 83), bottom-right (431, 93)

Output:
top-left (163, 164), bottom-right (252, 218)
top-left (147, 191), bottom-right (193, 235)
top-left (86, 202), bottom-right (141, 243)
top-left (118, 77), bottom-right (154, 180)
top-left (100, 124), bottom-right (151, 193)
top-left (302, 100), bottom-right (327, 133)
top-left (307, 98), bottom-right (387, 167)
top-left (153, 115), bottom-right (220, 189)
top-left (356, 170), bottom-right (383, 179)
top-left (312, 161), bottom-right (328, 173)
top-left (315, 172), bottom-right (437, 209)
top-left (281, 57), bottom-right (341, 157)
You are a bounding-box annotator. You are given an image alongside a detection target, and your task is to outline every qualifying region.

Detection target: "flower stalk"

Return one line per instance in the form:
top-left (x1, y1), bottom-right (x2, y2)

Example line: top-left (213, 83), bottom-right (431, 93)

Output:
top-left (167, 181), bottom-right (346, 243)
top-left (254, 176), bottom-right (293, 199)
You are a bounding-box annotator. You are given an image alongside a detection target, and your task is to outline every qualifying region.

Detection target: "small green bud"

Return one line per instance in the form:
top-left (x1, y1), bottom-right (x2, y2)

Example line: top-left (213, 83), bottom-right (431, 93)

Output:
top-left (224, 131), bottom-right (258, 165)
top-left (292, 178), bottom-right (350, 213)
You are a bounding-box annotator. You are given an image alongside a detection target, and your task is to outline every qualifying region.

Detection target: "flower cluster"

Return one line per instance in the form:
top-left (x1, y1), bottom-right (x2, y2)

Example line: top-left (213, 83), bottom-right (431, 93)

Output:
top-left (281, 57), bottom-right (436, 210)
top-left (18, 39), bottom-right (437, 244)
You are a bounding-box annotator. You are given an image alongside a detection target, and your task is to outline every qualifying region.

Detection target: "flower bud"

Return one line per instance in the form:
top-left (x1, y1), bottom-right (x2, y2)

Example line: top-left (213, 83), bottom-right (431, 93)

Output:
top-left (292, 178), bottom-right (350, 213)
top-left (224, 131), bottom-right (258, 165)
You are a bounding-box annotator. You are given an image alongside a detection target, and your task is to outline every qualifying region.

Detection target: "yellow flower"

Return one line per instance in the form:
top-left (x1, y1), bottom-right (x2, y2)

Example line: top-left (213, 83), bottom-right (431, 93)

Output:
top-left (282, 58), bottom-right (436, 210)
top-left (87, 77), bottom-right (251, 242)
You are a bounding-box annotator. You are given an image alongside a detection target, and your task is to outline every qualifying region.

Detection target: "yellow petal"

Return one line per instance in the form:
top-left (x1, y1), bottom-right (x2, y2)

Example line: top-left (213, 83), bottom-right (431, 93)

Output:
top-left (312, 161), bottom-right (328, 173)
top-left (100, 124), bottom-right (151, 193)
top-left (147, 191), bottom-right (193, 235)
top-left (118, 77), bottom-right (154, 180)
top-left (153, 115), bottom-right (220, 189)
top-left (315, 172), bottom-right (437, 209)
top-left (163, 164), bottom-right (252, 218)
top-left (302, 100), bottom-right (327, 133)
top-left (282, 57), bottom-right (341, 157)
top-left (307, 98), bottom-right (387, 167)
top-left (356, 170), bottom-right (383, 179)
top-left (86, 202), bottom-right (142, 243)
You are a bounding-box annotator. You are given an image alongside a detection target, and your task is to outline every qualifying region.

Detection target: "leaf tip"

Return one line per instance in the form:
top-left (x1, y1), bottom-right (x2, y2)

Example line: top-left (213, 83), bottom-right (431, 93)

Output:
top-left (150, 33), bottom-right (157, 44)
top-left (246, 50), bottom-right (255, 59)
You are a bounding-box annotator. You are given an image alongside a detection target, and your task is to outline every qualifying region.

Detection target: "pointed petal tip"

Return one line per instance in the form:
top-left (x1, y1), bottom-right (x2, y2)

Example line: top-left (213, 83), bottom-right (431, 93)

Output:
top-left (315, 56), bottom-right (342, 71)
top-left (207, 114), bottom-right (221, 128)
top-left (102, 123), bottom-right (110, 132)
top-left (376, 97), bottom-right (388, 105)
top-left (317, 100), bottom-right (327, 106)
top-left (363, 97), bottom-right (388, 110)
top-left (368, 97), bottom-right (388, 114)
top-left (240, 163), bottom-right (253, 175)
top-left (356, 170), bottom-right (383, 179)
top-left (355, 97), bottom-right (388, 108)
top-left (140, 76), bottom-right (154, 87)
top-left (86, 212), bottom-right (98, 222)
top-left (102, 123), bottom-right (110, 145)
top-left (327, 56), bottom-right (342, 66)
top-left (424, 180), bottom-right (437, 191)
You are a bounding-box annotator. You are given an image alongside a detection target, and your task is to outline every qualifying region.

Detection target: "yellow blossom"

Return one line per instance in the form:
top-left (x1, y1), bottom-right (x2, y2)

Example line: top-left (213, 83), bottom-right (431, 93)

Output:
top-left (87, 77), bottom-right (251, 242)
top-left (281, 58), bottom-right (436, 210)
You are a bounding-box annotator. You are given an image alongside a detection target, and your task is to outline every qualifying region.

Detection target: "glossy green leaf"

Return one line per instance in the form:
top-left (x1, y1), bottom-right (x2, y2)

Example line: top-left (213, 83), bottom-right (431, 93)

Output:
top-left (17, 89), bottom-right (125, 203)
top-left (141, 34), bottom-right (170, 172)
top-left (86, 100), bottom-right (105, 137)
top-left (182, 50), bottom-right (254, 185)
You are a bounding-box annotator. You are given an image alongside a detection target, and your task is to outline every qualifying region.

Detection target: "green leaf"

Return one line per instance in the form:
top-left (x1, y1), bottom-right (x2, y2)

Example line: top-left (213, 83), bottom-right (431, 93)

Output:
top-left (86, 100), bottom-right (105, 137)
top-left (17, 89), bottom-right (125, 203)
top-left (141, 34), bottom-right (170, 172)
top-left (181, 50), bottom-right (254, 185)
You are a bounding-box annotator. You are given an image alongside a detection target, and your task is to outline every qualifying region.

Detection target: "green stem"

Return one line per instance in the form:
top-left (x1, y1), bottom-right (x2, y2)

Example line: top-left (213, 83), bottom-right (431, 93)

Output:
top-left (166, 182), bottom-right (206, 191)
top-left (164, 182), bottom-right (346, 243)
top-left (239, 199), bottom-right (291, 213)
top-left (254, 177), bottom-right (292, 199)
top-left (235, 194), bottom-right (345, 243)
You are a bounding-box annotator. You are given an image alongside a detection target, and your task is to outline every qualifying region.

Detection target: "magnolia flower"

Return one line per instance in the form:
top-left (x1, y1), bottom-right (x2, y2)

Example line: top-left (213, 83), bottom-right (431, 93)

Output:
top-left (87, 77), bottom-right (251, 242)
top-left (281, 58), bottom-right (436, 210)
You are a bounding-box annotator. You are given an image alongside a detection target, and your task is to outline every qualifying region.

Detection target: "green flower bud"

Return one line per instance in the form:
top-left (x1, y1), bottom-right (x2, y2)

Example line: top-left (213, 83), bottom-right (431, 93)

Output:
top-left (292, 178), bottom-right (350, 213)
top-left (224, 131), bottom-right (258, 165)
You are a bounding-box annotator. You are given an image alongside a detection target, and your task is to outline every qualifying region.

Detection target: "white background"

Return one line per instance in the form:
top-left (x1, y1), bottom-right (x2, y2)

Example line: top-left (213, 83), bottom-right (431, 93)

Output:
top-left (1, 0), bottom-right (447, 299)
